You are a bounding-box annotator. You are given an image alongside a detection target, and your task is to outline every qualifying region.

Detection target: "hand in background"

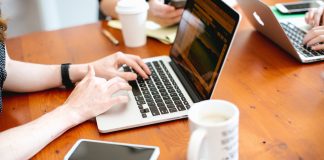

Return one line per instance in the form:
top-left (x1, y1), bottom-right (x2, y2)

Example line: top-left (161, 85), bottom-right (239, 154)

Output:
top-left (64, 65), bottom-right (131, 124)
top-left (303, 26), bottom-right (324, 50)
top-left (305, 7), bottom-right (324, 27)
top-left (148, 0), bottom-right (184, 27)
top-left (90, 52), bottom-right (151, 81)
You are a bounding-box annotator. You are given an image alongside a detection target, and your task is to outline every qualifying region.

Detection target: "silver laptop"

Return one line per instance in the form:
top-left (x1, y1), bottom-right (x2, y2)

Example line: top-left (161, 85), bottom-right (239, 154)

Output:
top-left (238, 0), bottom-right (324, 63)
top-left (96, 0), bottom-right (241, 133)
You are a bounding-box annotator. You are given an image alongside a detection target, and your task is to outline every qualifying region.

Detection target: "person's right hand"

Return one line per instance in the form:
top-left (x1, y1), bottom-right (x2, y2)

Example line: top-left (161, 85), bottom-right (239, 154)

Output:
top-left (303, 26), bottom-right (324, 50)
top-left (148, 0), bottom-right (184, 27)
top-left (305, 7), bottom-right (324, 27)
top-left (63, 65), bottom-right (131, 125)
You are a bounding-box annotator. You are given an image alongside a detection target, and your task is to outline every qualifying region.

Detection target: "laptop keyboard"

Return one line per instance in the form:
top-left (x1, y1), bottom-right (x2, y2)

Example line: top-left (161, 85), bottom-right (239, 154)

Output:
top-left (123, 60), bottom-right (190, 118)
top-left (280, 22), bottom-right (324, 58)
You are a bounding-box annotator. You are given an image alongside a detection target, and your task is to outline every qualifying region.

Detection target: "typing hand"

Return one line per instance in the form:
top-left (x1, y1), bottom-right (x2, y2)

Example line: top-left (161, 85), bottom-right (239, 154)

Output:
top-left (90, 52), bottom-right (151, 81)
top-left (305, 7), bottom-right (324, 27)
top-left (303, 26), bottom-right (324, 50)
top-left (148, 0), bottom-right (184, 27)
top-left (63, 65), bottom-right (131, 124)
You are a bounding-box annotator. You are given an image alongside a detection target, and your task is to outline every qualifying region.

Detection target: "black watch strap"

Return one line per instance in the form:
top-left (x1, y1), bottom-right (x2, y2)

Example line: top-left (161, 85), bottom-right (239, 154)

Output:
top-left (61, 63), bottom-right (75, 89)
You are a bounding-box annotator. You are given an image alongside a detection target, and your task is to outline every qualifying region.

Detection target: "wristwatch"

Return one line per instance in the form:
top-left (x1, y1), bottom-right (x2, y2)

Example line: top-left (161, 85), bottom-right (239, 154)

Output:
top-left (61, 63), bottom-right (75, 89)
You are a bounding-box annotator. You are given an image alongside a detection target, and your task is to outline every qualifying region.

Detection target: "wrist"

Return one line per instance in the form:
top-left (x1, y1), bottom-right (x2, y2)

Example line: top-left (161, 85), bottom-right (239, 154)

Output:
top-left (69, 64), bottom-right (88, 83)
top-left (51, 105), bottom-right (80, 129)
top-left (55, 104), bottom-right (83, 127)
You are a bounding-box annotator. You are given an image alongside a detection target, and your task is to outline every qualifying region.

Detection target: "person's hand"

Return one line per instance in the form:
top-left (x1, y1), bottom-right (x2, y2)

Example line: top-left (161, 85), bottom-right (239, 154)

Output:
top-left (148, 0), bottom-right (184, 27)
top-left (64, 65), bottom-right (131, 124)
top-left (305, 7), bottom-right (324, 27)
top-left (303, 26), bottom-right (324, 50)
top-left (90, 52), bottom-right (151, 81)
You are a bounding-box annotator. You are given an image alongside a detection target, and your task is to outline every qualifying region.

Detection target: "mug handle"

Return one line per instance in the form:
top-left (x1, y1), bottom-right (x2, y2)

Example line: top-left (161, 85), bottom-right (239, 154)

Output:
top-left (187, 129), bottom-right (207, 160)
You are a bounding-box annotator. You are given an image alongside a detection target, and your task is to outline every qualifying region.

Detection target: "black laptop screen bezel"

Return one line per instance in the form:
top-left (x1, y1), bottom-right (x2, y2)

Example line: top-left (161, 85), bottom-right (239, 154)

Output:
top-left (169, 0), bottom-right (240, 100)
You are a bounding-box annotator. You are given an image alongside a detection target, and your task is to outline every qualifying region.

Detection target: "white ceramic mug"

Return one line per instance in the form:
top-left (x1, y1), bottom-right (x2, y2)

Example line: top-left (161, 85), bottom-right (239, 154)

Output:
top-left (115, 0), bottom-right (149, 47)
top-left (187, 100), bottom-right (239, 160)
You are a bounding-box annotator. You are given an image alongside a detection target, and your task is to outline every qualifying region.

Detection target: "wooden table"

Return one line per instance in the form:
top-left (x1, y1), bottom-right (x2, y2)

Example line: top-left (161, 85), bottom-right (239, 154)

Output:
top-left (1, 1), bottom-right (323, 159)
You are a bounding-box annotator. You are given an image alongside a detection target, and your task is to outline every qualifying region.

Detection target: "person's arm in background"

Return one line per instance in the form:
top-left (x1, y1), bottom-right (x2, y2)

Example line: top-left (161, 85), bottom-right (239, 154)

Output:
top-left (100, 0), bottom-right (184, 27)
top-left (4, 51), bottom-right (151, 92)
top-left (303, 7), bottom-right (324, 50)
top-left (0, 66), bottom-right (131, 160)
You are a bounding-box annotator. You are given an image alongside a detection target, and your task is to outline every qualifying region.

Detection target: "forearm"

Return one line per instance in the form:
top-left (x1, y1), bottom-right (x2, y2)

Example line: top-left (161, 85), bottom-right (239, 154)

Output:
top-left (100, 0), bottom-right (119, 19)
top-left (0, 105), bottom-right (76, 160)
top-left (4, 59), bottom-right (88, 92)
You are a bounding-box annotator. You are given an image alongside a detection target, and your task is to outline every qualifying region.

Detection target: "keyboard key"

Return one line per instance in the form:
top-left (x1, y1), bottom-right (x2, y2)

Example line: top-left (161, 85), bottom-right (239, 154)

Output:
top-left (172, 96), bottom-right (180, 101)
top-left (149, 107), bottom-right (160, 116)
top-left (155, 98), bottom-right (163, 103)
top-left (162, 96), bottom-right (171, 100)
top-left (176, 104), bottom-right (186, 111)
top-left (144, 94), bottom-right (151, 99)
top-left (142, 113), bottom-right (147, 118)
top-left (159, 88), bottom-right (167, 93)
top-left (137, 101), bottom-right (146, 105)
top-left (153, 95), bottom-right (162, 99)
top-left (140, 109), bottom-right (146, 113)
top-left (151, 91), bottom-right (159, 95)
top-left (146, 98), bottom-right (154, 103)
top-left (156, 102), bottom-right (165, 107)
top-left (159, 107), bottom-right (169, 114)
top-left (129, 81), bottom-right (141, 96)
top-left (147, 102), bottom-right (156, 107)
top-left (169, 108), bottom-right (178, 113)
top-left (165, 99), bottom-right (173, 104)
top-left (167, 104), bottom-right (176, 109)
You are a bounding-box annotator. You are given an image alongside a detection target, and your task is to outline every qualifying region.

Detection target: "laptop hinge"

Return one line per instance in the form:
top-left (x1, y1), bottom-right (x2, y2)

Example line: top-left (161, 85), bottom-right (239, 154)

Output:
top-left (169, 59), bottom-right (202, 103)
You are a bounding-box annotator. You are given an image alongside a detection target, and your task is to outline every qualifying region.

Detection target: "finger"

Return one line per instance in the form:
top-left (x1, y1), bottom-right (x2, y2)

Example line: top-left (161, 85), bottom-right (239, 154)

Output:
top-left (321, 12), bottom-right (324, 26)
top-left (87, 65), bottom-right (95, 78)
top-left (314, 9), bottom-right (324, 27)
top-left (78, 65), bottom-right (95, 85)
top-left (307, 35), bottom-right (324, 47)
top-left (169, 15), bottom-right (182, 25)
top-left (108, 96), bottom-right (129, 108)
top-left (311, 43), bottom-right (324, 50)
top-left (307, 9), bottom-right (316, 26)
top-left (106, 81), bottom-right (132, 96)
top-left (166, 9), bottom-right (184, 19)
top-left (116, 72), bottom-right (137, 81)
top-left (128, 55), bottom-right (151, 75)
top-left (303, 28), bottom-right (324, 45)
top-left (157, 4), bottom-right (176, 13)
top-left (120, 57), bottom-right (149, 79)
top-left (305, 12), bottom-right (310, 24)
top-left (154, 4), bottom-right (177, 18)
top-left (107, 76), bottom-right (127, 85)
top-left (303, 28), bottom-right (318, 44)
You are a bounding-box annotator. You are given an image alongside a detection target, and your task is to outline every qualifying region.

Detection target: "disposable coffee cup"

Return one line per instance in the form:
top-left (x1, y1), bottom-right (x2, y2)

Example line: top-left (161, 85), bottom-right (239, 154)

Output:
top-left (187, 100), bottom-right (240, 160)
top-left (115, 0), bottom-right (149, 47)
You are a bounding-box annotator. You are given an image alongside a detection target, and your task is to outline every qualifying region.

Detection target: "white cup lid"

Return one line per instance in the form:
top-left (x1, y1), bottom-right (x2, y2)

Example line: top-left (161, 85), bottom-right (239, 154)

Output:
top-left (116, 0), bottom-right (149, 15)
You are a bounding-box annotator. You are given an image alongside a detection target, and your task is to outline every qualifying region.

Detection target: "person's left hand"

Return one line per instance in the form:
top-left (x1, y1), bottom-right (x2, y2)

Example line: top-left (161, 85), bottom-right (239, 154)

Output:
top-left (303, 26), bottom-right (324, 50)
top-left (305, 7), bottom-right (324, 27)
top-left (90, 52), bottom-right (151, 81)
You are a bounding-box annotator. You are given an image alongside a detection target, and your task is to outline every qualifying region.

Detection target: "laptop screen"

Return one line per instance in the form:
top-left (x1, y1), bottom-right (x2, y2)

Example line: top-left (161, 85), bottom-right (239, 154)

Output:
top-left (170, 0), bottom-right (240, 100)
